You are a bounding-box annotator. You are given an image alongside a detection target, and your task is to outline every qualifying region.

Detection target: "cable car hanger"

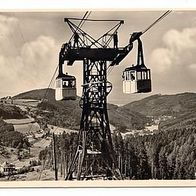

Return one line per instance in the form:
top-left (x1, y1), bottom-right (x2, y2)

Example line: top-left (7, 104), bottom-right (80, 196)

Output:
top-left (123, 10), bottom-right (172, 94)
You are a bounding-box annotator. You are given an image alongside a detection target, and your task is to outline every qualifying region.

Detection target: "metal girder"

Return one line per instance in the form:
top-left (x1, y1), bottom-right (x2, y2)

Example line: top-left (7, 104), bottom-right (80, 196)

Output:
top-left (66, 59), bottom-right (122, 180)
top-left (62, 17), bottom-right (126, 180)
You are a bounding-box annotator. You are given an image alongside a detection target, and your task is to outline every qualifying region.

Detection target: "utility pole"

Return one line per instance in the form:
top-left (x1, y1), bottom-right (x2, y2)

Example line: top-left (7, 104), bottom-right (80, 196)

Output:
top-left (53, 133), bottom-right (58, 181)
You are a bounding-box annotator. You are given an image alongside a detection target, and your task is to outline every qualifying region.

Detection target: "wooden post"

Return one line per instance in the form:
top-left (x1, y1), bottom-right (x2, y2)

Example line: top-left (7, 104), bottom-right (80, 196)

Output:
top-left (53, 133), bottom-right (58, 180)
top-left (151, 160), bottom-right (154, 179)
top-left (124, 158), bottom-right (127, 178)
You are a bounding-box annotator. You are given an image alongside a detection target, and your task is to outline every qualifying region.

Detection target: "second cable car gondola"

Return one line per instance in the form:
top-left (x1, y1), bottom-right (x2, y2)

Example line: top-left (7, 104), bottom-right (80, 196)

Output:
top-left (123, 37), bottom-right (151, 94)
top-left (55, 73), bottom-right (77, 101)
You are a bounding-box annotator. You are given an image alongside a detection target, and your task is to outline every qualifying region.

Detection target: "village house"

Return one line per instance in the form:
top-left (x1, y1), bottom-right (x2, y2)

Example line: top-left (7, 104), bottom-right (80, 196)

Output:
top-left (0, 162), bottom-right (17, 175)
top-left (0, 96), bottom-right (13, 104)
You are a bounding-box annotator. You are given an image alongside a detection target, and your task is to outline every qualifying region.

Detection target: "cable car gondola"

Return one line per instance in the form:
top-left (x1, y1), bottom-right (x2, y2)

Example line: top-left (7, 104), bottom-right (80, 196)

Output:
top-left (123, 37), bottom-right (151, 94)
top-left (55, 73), bottom-right (77, 101)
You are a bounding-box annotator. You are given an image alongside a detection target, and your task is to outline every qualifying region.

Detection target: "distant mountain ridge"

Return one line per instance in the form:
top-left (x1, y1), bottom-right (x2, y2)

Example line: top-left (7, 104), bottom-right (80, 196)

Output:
top-left (14, 89), bottom-right (196, 132)
top-left (14, 88), bottom-right (148, 130)
top-left (121, 92), bottom-right (196, 116)
top-left (13, 88), bottom-right (55, 101)
top-left (121, 92), bottom-right (196, 131)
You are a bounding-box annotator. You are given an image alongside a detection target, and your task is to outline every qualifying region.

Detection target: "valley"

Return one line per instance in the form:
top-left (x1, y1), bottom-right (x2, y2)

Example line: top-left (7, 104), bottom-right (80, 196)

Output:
top-left (0, 89), bottom-right (195, 180)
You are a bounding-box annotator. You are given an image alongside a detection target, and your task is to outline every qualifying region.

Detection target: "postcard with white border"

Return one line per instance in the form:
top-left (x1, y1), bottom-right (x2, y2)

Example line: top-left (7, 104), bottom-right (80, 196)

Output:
top-left (0, 7), bottom-right (195, 188)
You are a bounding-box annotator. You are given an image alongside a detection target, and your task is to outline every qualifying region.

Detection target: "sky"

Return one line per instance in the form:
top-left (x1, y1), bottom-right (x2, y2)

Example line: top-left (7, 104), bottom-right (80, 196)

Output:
top-left (0, 11), bottom-right (196, 105)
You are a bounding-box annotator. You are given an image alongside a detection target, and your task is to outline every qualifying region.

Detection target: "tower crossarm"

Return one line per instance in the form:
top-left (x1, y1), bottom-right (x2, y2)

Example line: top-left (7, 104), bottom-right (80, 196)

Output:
top-left (60, 47), bottom-right (133, 66)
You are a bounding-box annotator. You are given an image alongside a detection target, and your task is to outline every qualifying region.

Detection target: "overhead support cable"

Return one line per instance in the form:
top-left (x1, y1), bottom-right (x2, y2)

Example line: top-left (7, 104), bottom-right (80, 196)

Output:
top-left (142, 10), bottom-right (172, 35)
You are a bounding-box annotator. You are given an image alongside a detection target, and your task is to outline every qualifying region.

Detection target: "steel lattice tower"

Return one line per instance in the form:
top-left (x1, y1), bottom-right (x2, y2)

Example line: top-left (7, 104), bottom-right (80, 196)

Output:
top-left (58, 17), bottom-right (133, 180)
top-left (55, 11), bottom-right (171, 180)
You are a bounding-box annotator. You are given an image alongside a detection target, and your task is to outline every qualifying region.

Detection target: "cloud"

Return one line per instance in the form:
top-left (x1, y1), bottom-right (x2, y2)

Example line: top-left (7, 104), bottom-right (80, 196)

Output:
top-left (150, 48), bottom-right (172, 73)
top-left (0, 15), bottom-right (18, 37)
top-left (20, 36), bottom-right (59, 86)
top-left (189, 64), bottom-right (196, 70)
top-left (163, 28), bottom-right (196, 52)
top-left (149, 27), bottom-right (196, 93)
top-left (0, 14), bottom-right (60, 96)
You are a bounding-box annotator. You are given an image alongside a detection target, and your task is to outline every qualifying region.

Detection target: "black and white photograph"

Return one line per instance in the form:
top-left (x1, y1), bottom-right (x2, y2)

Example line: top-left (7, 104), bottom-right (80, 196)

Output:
top-left (0, 10), bottom-right (195, 186)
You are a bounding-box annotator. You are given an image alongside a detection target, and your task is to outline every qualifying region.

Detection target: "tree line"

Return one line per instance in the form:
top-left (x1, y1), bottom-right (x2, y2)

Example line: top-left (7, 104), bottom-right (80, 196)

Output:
top-left (39, 126), bottom-right (196, 180)
top-left (113, 126), bottom-right (196, 179)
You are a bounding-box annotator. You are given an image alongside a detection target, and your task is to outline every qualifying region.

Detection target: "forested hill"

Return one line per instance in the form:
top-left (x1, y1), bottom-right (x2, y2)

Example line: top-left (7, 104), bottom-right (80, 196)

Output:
top-left (110, 92), bottom-right (196, 179)
top-left (113, 124), bottom-right (196, 179)
top-left (121, 92), bottom-right (196, 117)
top-left (14, 88), bottom-right (149, 130)
top-left (13, 88), bottom-right (55, 102)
